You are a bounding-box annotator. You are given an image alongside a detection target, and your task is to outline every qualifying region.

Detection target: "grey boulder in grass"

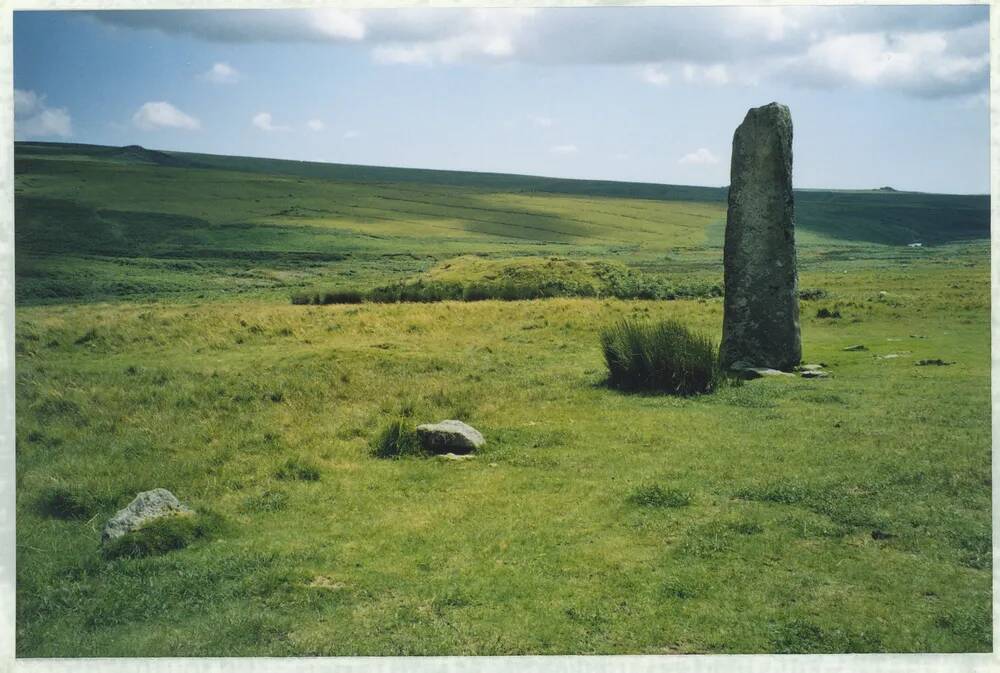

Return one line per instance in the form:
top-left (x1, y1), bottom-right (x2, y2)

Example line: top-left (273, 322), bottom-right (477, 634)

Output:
top-left (416, 420), bottom-right (485, 454)
top-left (101, 488), bottom-right (192, 543)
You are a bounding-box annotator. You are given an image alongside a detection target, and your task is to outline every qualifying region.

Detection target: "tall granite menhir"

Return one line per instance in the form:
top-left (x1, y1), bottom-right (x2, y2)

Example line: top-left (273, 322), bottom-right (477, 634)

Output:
top-left (720, 102), bottom-right (801, 371)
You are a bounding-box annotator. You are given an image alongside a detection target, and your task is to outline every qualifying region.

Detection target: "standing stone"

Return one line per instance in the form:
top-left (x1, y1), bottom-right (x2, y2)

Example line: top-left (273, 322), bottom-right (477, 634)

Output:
top-left (720, 102), bottom-right (801, 371)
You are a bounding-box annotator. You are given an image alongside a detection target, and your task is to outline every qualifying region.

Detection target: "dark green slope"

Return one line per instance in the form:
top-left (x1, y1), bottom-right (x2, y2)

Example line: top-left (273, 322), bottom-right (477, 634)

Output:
top-left (14, 141), bottom-right (990, 246)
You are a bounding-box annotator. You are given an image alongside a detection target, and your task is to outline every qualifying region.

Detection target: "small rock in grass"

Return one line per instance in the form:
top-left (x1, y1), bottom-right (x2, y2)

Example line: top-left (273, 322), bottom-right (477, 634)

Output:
top-left (101, 488), bottom-right (192, 543)
top-left (416, 420), bottom-right (485, 454)
top-left (799, 364), bottom-right (824, 371)
top-left (801, 370), bottom-right (829, 379)
top-left (738, 367), bottom-right (795, 380)
top-left (916, 359), bottom-right (954, 366)
top-left (871, 529), bottom-right (895, 541)
top-left (437, 452), bottom-right (477, 462)
top-left (843, 344), bottom-right (867, 352)
top-left (877, 353), bottom-right (908, 360)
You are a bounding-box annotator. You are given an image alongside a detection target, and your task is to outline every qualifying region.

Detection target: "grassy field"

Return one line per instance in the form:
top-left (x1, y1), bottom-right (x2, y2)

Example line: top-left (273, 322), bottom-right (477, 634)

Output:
top-left (14, 141), bottom-right (991, 655)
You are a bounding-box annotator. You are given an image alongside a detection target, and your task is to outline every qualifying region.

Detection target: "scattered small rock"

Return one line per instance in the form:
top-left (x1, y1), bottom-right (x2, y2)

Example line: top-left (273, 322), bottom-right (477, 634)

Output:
top-left (799, 364), bottom-right (825, 371)
top-left (871, 529), bottom-right (895, 541)
top-left (843, 344), bottom-right (867, 352)
top-left (416, 420), bottom-right (485, 454)
top-left (876, 352), bottom-right (909, 360)
top-left (101, 488), bottom-right (192, 543)
top-left (916, 359), bottom-right (954, 366)
top-left (737, 367), bottom-right (795, 380)
top-left (909, 335), bottom-right (927, 339)
top-left (877, 291), bottom-right (888, 299)
top-left (436, 452), bottom-right (477, 462)
top-left (801, 370), bottom-right (829, 379)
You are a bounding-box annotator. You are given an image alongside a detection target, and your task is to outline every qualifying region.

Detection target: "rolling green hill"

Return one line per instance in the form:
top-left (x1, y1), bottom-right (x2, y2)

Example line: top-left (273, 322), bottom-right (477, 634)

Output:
top-left (14, 141), bottom-right (990, 305)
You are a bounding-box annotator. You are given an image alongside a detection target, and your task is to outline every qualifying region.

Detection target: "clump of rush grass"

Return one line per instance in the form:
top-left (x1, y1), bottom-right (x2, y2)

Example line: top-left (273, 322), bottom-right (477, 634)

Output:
top-left (370, 417), bottom-right (422, 459)
top-left (274, 456), bottom-right (321, 481)
top-left (35, 484), bottom-right (104, 520)
top-left (600, 318), bottom-right (723, 395)
top-left (627, 484), bottom-right (692, 508)
top-left (102, 510), bottom-right (226, 560)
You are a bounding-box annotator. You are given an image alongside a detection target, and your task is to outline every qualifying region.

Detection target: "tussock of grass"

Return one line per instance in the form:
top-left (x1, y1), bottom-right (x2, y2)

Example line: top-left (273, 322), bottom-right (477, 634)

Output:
top-left (102, 510), bottom-right (225, 560)
top-left (35, 484), bottom-right (104, 520)
top-left (274, 457), bottom-right (321, 481)
top-left (798, 288), bottom-right (828, 301)
top-left (627, 484), bottom-right (692, 508)
top-left (601, 318), bottom-right (723, 395)
top-left (241, 490), bottom-right (289, 514)
top-left (370, 417), bottom-right (422, 459)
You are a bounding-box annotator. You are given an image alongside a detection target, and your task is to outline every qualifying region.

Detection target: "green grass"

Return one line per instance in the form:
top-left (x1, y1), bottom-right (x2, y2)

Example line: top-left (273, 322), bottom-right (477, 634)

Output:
top-left (600, 318), bottom-right (723, 394)
top-left (293, 256), bottom-right (723, 304)
top-left (14, 141), bottom-right (991, 655)
top-left (102, 511), bottom-right (226, 560)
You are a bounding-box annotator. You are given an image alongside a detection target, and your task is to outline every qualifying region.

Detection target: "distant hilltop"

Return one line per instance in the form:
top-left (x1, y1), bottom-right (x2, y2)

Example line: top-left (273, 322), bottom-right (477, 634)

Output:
top-left (110, 144), bottom-right (197, 168)
top-left (15, 140), bottom-right (988, 203)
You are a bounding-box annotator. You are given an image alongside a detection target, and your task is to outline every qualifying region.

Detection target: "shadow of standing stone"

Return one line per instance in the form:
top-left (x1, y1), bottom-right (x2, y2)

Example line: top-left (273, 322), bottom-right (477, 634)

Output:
top-left (720, 102), bottom-right (801, 372)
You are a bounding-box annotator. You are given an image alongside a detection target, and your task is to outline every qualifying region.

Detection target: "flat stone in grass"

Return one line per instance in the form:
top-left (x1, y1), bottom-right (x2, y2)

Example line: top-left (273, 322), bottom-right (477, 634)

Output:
top-left (801, 370), bottom-right (829, 379)
top-left (101, 488), bottom-right (192, 543)
top-left (736, 367), bottom-right (795, 380)
top-left (843, 344), bottom-right (867, 352)
top-left (916, 359), bottom-right (954, 366)
top-left (436, 452), bottom-right (477, 462)
top-left (416, 420), bottom-right (484, 454)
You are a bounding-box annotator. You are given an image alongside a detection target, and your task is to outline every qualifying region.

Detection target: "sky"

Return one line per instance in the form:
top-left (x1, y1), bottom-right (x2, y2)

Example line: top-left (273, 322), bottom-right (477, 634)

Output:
top-left (13, 5), bottom-right (991, 194)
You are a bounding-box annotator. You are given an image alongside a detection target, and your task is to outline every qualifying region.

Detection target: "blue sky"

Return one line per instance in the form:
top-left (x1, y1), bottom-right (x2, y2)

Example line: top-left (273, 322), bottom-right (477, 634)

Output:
top-left (13, 6), bottom-right (990, 193)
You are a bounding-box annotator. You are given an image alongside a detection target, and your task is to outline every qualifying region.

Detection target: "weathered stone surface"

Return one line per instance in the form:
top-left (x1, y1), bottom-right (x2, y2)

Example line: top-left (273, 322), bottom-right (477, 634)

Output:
top-left (416, 420), bottom-right (485, 454)
top-left (799, 364), bottom-right (824, 371)
top-left (801, 370), bottom-right (829, 379)
top-left (101, 488), bottom-right (192, 543)
top-left (720, 102), bottom-right (801, 371)
top-left (843, 344), bottom-right (867, 352)
top-left (737, 367), bottom-right (795, 380)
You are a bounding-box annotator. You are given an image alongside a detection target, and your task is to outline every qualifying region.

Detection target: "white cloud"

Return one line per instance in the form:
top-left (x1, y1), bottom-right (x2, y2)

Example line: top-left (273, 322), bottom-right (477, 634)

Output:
top-left (785, 26), bottom-right (988, 98)
top-left (343, 130), bottom-right (360, 139)
top-left (682, 63), bottom-right (730, 86)
top-left (550, 144), bottom-right (578, 155)
top-left (14, 89), bottom-right (73, 138)
top-left (640, 64), bottom-right (670, 86)
top-left (132, 101), bottom-right (201, 130)
top-left (312, 9), bottom-right (366, 40)
top-left (678, 148), bottom-right (719, 165)
top-left (90, 6), bottom-right (988, 99)
top-left (199, 61), bottom-right (241, 84)
top-left (306, 119), bottom-right (325, 131)
top-left (530, 115), bottom-right (554, 128)
top-left (252, 112), bottom-right (290, 132)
